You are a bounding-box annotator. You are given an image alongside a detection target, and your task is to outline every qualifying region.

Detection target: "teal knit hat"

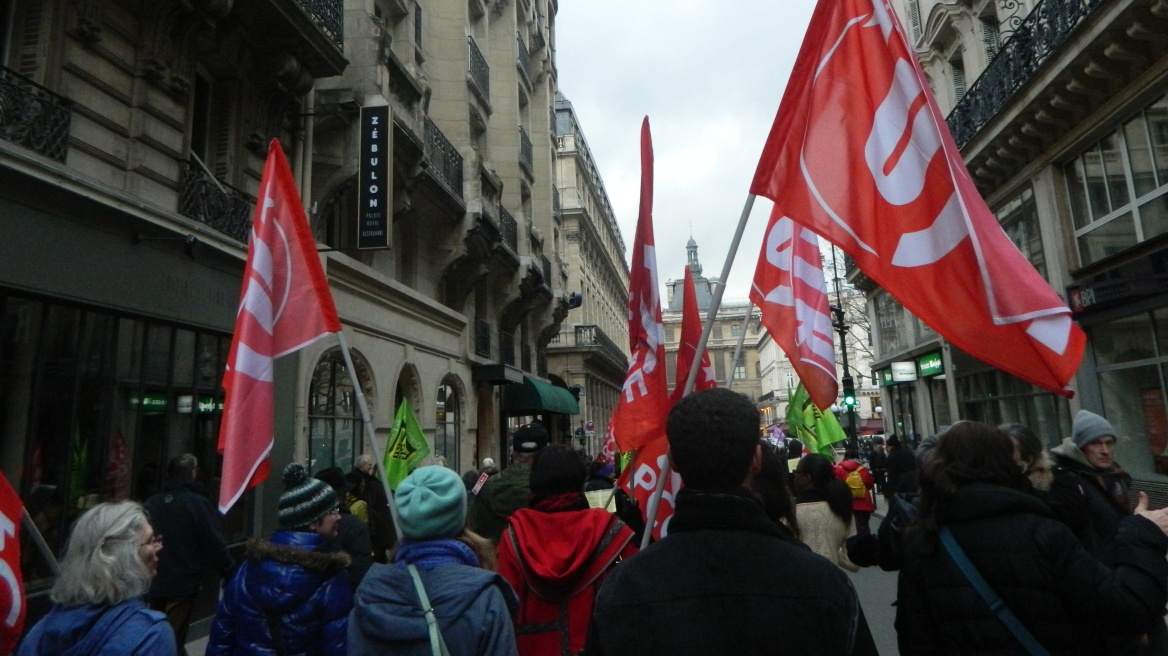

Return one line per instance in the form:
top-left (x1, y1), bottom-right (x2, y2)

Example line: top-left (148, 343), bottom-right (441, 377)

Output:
top-left (396, 466), bottom-right (467, 540)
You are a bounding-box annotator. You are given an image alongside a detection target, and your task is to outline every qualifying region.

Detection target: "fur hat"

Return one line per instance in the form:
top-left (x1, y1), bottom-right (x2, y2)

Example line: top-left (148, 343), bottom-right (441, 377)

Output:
top-left (279, 464), bottom-right (338, 530)
top-left (395, 466), bottom-right (466, 540)
top-left (1072, 409), bottom-right (1116, 449)
top-left (512, 423), bottom-right (549, 454)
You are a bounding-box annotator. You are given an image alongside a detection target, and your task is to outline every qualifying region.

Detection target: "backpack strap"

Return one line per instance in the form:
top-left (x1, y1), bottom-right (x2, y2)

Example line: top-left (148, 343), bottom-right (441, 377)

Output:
top-left (409, 564), bottom-right (451, 656)
top-left (938, 527), bottom-right (1051, 656)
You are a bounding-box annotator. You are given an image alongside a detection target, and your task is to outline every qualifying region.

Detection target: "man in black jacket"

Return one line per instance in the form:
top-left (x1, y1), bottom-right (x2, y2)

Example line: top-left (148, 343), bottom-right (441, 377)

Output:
top-left (585, 388), bottom-right (877, 656)
top-left (144, 453), bottom-right (235, 655)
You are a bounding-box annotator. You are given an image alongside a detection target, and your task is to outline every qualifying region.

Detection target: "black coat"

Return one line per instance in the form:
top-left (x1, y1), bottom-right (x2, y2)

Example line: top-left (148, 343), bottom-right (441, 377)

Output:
top-left (896, 483), bottom-right (1168, 656)
top-left (144, 479), bottom-right (235, 599)
top-left (585, 487), bottom-right (877, 656)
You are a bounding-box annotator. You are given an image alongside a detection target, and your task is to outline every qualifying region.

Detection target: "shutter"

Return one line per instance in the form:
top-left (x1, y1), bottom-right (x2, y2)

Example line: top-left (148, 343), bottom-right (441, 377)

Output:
top-left (981, 19), bottom-right (1000, 60)
top-left (14, 1), bottom-right (44, 78)
top-left (908, 0), bottom-right (922, 41)
top-left (952, 61), bottom-right (966, 101)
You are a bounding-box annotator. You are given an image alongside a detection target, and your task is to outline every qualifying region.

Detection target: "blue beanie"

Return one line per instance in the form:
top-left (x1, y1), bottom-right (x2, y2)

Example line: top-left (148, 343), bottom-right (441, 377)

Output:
top-left (396, 466), bottom-right (466, 540)
top-left (1072, 409), bottom-right (1116, 450)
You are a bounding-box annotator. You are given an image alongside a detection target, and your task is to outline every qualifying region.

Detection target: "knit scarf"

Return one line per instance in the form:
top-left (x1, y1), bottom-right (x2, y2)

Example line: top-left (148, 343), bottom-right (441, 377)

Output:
top-left (395, 538), bottom-right (479, 570)
top-left (530, 491), bottom-right (589, 513)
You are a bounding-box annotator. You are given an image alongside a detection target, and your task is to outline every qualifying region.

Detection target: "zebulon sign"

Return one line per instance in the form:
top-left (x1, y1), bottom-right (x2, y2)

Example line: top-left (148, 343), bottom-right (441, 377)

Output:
top-left (359, 104), bottom-right (390, 249)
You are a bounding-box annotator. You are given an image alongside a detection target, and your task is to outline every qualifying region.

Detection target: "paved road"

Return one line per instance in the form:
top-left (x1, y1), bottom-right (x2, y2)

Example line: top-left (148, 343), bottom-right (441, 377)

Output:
top-left (851, 495), bottom-right (900, 656)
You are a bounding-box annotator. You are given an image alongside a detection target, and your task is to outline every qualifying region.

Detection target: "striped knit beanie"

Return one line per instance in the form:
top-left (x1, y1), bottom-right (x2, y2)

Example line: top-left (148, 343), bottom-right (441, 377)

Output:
top-left (278, 463), bottom-right (338, 529)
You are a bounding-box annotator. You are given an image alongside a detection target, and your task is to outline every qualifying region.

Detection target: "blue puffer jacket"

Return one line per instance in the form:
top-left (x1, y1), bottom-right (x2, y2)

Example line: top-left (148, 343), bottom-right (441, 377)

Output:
top-left (206, 531), bottom-right (353, 656)
top-left (17, 598), bottom-right (174, 656)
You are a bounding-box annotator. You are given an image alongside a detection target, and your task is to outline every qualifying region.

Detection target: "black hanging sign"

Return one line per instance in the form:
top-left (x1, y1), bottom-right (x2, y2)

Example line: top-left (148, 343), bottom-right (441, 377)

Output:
top-left (358, 105), bottom-right (390, 249)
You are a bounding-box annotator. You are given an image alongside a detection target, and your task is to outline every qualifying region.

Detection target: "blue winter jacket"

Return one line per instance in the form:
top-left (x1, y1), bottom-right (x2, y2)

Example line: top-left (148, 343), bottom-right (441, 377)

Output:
top-left (348, 562), bottom-right (519, 656)
top-left (17, 598), bottom-right (175, 656)
top-left (206, 531), bottom-right (353, 656)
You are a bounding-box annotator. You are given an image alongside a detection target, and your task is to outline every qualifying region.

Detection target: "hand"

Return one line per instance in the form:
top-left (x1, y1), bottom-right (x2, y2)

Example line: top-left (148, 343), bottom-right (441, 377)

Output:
top-left (1133, 492), bottom-right (1168, 536)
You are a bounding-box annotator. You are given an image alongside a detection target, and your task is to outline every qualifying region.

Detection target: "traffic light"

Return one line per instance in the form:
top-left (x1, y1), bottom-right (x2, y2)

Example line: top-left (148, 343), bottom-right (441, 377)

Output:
top-left (842, 376), bottom-right (856, 408)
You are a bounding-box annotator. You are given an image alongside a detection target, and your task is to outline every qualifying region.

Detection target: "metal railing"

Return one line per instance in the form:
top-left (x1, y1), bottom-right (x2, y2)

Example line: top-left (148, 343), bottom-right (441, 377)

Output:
top-left (501, 330), bottom-right (516, 366)
top-left (499, 207), bottom-right (518, 252)
top-left (0, 65), bottom-right (70, 162)
top-left (424, 117), bottom-right (463, 197)
top-left (516, 34), bottom-right (535, 82)
top-left (468, 36), bottom-right (490, 100)
top-left (575, 325), bottom-right (627, 367)
top-left (946, 0), bottom-right (1104, 149)
top-left (519, 125), bottom-right (533, 174)
top-left (540, 254), bottom-right (552, 285)
top-left (299, 0), bottom-right (344, 50)
top-left (474, 318), bottom-right (491, 358)
top-left (178, 159), bottom-right (253, 242)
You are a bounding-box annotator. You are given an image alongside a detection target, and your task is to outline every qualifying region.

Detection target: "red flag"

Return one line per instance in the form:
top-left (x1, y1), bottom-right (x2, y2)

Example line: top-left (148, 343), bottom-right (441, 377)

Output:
top-left (750, 209), bottom-right (838, 409)
top-left (218, 140), bottom-right (342, 513)
top-left (672, 266), bottom-right (717, 402)
top-left (104, 428), bottom-right (130, 500)
top-left (751, 0), bottom-right (1084, 396)
top-left (610, 118), bottom-right (671, 452)
top-left (599, 422), bottom-right (617, 464)
top-left (0, 473), bottom-right (25, 655)
top-left (618, 436), bottom-right (681, 541)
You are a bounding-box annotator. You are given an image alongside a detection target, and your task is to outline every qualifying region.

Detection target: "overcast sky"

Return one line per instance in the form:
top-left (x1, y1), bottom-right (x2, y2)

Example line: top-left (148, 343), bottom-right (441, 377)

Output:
top-left (555, 1), bottom-right (819, 303)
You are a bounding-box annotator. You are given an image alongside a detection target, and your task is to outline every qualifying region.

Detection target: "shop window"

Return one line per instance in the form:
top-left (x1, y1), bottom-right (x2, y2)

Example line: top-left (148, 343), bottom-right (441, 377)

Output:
top-left (435, 382), bottom-right (460, 471)
top-left (308, 349), bottom-right (372, 473)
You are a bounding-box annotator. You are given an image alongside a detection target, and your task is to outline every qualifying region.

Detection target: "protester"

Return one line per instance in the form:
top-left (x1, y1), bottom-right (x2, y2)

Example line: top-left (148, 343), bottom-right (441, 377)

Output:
top-left (754, 439), bottom-right (799, 537)
top-left (895, 421), bottom-right (1168, 655)
top-left (481, 457), bottom-right (499, 476)
top-left (353, 454), bottom-right (395, 563)
top-left (586, 388), bottom-right (877, 655)
top-left (469, 422), bottom-right (549, 542)
top-left (583, 458), bottom-right (616, 492)
top-left (348, 465), bottom-right (519, 655)
top-left (883, 435), bottom-right (917, 499)
top-left (142, 453), bottom-right (234, 654)
top-left (17, 500), bottom-right (175, 656)
top-left (834, 448), bottom-right (876, 536)
top-left (205, 463), bottom-right (352, 656)
top-left (868, 442), bottom-right (888, 493)
top-left (316, 467), bottom-right (375, 587)
top-left (794, 454), bottom-right (858, 571)
top-left (497, 445), bottom-right (636, 655)
top-left (1000, 423), bottom-right (1056, 492)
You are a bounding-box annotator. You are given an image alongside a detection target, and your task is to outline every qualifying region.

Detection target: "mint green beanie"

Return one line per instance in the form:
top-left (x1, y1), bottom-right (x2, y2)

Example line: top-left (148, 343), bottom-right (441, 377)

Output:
top-left (396, 466), bottom-right (467, 540)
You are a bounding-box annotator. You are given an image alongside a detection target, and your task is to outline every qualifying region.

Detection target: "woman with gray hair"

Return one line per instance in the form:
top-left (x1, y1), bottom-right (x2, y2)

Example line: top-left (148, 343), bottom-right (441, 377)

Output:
top-left (17, 500), bottom-right (175, 655)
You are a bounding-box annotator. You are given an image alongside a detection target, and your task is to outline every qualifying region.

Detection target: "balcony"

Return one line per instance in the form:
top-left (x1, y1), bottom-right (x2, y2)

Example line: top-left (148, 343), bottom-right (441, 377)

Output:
top-left (0, 65), bottom-right (70, 163)
top-left (499, 206), bottom-right (519, 253)
top-left (252, 0), bottom-right (347, 78)
top-left (424, 117), bottom-right (463, 199)
top-left (519, 125), bottom-right (533, 175)
top-left (474, 318), bottom-right (491, 358)
top-left (177, 159), bottom-right (253, 242)
top-left (573, 324), bottom-right (628, 370)
top-left (517, 34), bottom-right (535, 85)
top-left (468, 36), bottom-right (490, 104)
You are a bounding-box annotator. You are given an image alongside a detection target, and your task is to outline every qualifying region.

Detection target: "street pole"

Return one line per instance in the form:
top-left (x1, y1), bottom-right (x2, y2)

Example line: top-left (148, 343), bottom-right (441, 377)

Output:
top-left (830, 247), bottom-right (858, 451)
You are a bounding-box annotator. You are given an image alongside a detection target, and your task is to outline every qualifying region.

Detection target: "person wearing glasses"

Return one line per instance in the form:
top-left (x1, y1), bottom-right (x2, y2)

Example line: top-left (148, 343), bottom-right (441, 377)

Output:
top-left (206, 463), bottom-right (353, 656)
top-left (17, 500), bottom-right (175, 655)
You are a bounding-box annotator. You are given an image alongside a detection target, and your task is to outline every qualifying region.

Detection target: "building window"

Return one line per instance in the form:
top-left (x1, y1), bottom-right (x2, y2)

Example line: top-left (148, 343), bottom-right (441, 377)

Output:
top-left (731, 324), bottom-right (742, 337)
top-left (435, 382), bottom-right (460, 472)
top-left (996, 186), bottom-right (1047, 280)
top-left (1066, 95), bottom-right (1168, 266)
top-left (733, 364), bottom-right (747, 380)
top-left (907, 0), bottom-right (922, 42)
top-left (308, 349), bottom-right (370, 474)
top-left (950, 52), bottom-right (966, 103)
top-left (875, 292), bottom-right (904, 356)
top-left (981, 17), bottom-right (1000, 60)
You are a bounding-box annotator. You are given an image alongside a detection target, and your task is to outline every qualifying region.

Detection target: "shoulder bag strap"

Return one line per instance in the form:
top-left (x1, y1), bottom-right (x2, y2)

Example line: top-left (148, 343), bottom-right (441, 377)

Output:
top-left (408, 564), bottom-right (451, 656)
top-left (938, 527), bottom-right (1051, 656)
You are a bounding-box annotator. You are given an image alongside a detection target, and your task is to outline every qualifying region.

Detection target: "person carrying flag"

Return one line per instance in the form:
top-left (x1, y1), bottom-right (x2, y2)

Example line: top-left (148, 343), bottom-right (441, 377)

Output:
top-left (468, 423), bottom-right (549, 543)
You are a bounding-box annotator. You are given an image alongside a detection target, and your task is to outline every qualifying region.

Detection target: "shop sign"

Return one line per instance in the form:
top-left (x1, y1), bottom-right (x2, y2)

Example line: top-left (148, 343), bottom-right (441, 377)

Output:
top-left (917, 352), bottom-right (943, 377)
top-left (358, 104), bottom-right (390, 249)
top-left (890, 361), bottom-right (918, 382)
top-left (129, 393), bottom-right (167, 410)
top-left (880, 368), bottom-right (894, 387)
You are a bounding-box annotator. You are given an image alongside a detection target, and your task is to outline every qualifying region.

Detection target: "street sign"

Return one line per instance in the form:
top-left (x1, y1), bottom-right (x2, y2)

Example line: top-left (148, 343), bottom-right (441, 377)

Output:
top-left (585, 421), bottom-right (595, 432)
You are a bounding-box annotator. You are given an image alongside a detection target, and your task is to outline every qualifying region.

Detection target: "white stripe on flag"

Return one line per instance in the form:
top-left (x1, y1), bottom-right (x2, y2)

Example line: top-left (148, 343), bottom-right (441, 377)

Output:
top-left (241, 281), bottom-right (275, 334)
top-left (233, 341), bottom-right (274, 383)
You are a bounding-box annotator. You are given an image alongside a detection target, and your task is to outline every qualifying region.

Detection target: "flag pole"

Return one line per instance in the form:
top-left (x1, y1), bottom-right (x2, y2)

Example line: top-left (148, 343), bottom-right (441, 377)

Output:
top-left (335, 331), bottom-right (404, 545)
top-left (724, 303), bottom-right (755, 391)
top-left (641, 193), bottom-right (758, 550)
top-left (21, 507), bottom-right (59, 575)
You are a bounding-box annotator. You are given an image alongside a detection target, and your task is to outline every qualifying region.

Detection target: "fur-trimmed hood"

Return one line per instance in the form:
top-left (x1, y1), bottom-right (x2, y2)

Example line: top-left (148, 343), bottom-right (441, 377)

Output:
top-left (1026, 449), bottom-right (1057, 492)
top-left (245, 535), bottom-right (351, 573)
top-left (234, 530), bottom-right (351, 616)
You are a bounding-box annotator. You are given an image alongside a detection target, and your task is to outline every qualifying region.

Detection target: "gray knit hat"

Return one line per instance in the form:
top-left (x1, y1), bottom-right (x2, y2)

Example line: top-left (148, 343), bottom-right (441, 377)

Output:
top-left (1072, 410), bottom-right (1116, 449)
top-left (278, 463), bottom-right (338, 529)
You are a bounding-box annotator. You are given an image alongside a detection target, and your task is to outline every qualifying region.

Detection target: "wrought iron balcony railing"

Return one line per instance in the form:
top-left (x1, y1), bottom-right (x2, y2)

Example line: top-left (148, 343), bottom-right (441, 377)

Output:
top-left (0, 65), bottom-right (70, 162)
top-left (299, 0), bottom-right (344, 50)
top-left (519, 125), bottom-right (533, 174)
top-left (575, 325), bottom-right (627, 368)
top-left (517, 34), bottom-right (535, 83)
top-left (499, 206), bottom-right (518, 253)
top-left (946, 0), bottom-right (1104, 149)
top-left (178, 159), bottom-right (253, 242)
top-left (501, 330), bottom-right (516, 366)
top-left (424, 117), bottom-right (463, 197)
top-left (474, 318), bottom-right (491, 358)
top-left (468, 36), bottom-right (490, 101)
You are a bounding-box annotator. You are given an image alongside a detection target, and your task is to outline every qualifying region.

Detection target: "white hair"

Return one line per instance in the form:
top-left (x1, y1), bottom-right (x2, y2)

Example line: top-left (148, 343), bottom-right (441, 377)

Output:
top-left (51, 501), bottom-right (153, 606)
top-left (355, 454), bottom-right (376, 468)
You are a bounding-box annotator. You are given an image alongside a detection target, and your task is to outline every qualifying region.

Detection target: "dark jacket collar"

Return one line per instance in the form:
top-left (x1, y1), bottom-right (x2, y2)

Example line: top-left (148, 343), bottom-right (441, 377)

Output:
top-left (668, 487), bottom-right (797, 541)
top-left (937, 483), bottom-right (1054, 525)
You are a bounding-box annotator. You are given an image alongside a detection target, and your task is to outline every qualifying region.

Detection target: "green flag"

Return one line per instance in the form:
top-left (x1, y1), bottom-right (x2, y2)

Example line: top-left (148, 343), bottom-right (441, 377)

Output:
top-left (383, 398), bottom-right (431, 490)
top-left (786, 382), bottom-right (847, 460)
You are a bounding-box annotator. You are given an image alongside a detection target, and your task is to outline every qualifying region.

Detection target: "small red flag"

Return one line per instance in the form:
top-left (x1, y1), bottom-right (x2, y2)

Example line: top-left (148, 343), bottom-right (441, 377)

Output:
top-left (610, 118), bottom-right (671, 453)
top-left (0, 472), bottom-right (25, 655)
top-left (618, 436), bottom-right (681, 541)
top-left (218, 140), bottom-right (342, 513)
top-left (672, 266), bottom-right (717, 402)
top-left (750, 0), bottom-right (1084, 396)
top-left (750, 209), bottom-right (838, 409)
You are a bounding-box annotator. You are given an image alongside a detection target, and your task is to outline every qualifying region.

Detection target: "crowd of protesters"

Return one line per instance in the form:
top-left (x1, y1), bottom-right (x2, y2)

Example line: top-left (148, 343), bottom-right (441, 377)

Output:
top-left (14, 391), bottom-right (1168, 656)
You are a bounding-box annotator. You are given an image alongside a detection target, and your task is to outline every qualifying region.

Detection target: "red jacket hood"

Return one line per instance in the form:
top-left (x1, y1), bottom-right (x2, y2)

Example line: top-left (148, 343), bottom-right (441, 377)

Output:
top-left (503, 507), bottom-right (632, 599)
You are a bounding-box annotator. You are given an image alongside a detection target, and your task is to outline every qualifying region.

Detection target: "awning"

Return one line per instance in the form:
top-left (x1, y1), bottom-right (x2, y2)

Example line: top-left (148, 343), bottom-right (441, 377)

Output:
top-left (503, 376), bottom-right (580, 415)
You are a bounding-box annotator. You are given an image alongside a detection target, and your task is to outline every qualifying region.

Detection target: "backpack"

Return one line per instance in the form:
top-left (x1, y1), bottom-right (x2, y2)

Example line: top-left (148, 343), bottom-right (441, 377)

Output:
top-left (845, 466), bottom-right (868, 499)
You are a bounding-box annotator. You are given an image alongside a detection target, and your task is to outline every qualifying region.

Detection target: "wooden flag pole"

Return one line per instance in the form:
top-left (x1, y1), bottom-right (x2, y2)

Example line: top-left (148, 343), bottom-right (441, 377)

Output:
top-left (336, 330), bottom-right (404, 544)
top-left (641, 193), bottom-right (758, 549)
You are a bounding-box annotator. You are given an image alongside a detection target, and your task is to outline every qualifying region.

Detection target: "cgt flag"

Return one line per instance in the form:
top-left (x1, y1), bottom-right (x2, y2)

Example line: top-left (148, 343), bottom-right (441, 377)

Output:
top-left (618, 435), bottom-right (682, 541)
top-left (218, 139), bottom-right (342, 514)
top-left (383, 398), bottom-right (431, 490)
top-left (786, 383), bottom-right (847, 459)
top-left (751, 0), bottom-right (1084, 396)
top-left (671, 265), bottom-right (717, 403)
top-left (0, 472), bottom-right (25, 655)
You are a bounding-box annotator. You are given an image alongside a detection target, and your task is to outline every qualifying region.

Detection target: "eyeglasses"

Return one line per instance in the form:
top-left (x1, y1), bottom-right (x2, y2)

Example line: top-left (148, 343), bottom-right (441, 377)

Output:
top-left (327, 508), bottom-right (341, 516)
top-left (140, 535), bottom-right (163, 547)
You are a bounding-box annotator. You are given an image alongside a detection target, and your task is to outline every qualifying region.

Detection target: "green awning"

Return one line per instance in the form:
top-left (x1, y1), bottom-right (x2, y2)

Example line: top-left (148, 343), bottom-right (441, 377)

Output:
top-left (503, 376), bottom-right (580, 415)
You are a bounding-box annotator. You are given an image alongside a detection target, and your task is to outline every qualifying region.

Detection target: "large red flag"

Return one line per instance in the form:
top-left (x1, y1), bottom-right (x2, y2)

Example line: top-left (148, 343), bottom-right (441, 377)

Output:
top-left (751, 0), bottom-right (1084, 396)
top-left (0, 472), bottom-right (25, 655)
top-left (750, 209), bottom-right (838, 409)
top-left (618, 435), bottom-right (681, 541)
top-left (671, 265), bottom-right (717, 403)
top-left (610, 118), bottom-right (671, 452)
top-left (218, 140), bottom-right (342, 513)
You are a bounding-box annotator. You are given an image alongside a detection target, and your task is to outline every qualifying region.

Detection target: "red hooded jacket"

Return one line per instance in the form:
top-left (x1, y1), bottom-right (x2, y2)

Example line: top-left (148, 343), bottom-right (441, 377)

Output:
top-left (834, 459), bottom-right (876, 513)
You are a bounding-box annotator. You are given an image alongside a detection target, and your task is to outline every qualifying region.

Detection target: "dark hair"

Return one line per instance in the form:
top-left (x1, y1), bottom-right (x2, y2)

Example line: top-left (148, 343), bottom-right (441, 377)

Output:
top-left (529, 444), bottom-right (587, 497)
top-left (919, 421), bottom-right (1026, 532)
top-left (999, 422), bottom-right (1043, 465)
top-left (755, 440), bottom-right (799, 539)
top-left (844, 448), bottom-right (859, 460)
top-left (795, 454), bottom-right (853, 523)
top-left (667, 388), bottom-right (760, 490)
top-left (167, 453), bottom-right (197, 480)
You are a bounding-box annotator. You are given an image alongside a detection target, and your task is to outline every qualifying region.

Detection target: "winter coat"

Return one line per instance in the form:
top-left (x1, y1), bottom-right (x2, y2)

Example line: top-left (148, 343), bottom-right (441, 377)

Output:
top-left (355, 468), bottom-right (397, 556)
top-left (469, 462), bottom-right (533, 542)
top-left (795, 501), bottom-right (859, 572)
top-left (498, 506), bottom-right (636, 656)
top-left (895, 483), bottom-right (1168, 656)
top-left (17, 599), bottom-right (175, 656)
top-left (205, 531), bottom-right (353, 656)
top-left (348, 561), bottom-right (519, 656)
top-left (834, 460), bottom-right (876, 512)
top-left (1049, 438), bottom-right (1133, 561)
top-left (585, 487), bottom-right (878, 656)
top-left (884, 447), bottom-right (917, 496)
top-left (143, 478), bottom-right (235, 599)
top-left (319, 512), bottom-right (374, 588)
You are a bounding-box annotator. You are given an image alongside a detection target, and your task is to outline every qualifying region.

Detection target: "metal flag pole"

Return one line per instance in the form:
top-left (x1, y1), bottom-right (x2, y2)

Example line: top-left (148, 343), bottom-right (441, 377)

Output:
top-left (641, 193), bottom-right (758, 550)
top-left (335, 330), bottom-right (404, 545)
top-left (22, 507), bottom-right (60, 575)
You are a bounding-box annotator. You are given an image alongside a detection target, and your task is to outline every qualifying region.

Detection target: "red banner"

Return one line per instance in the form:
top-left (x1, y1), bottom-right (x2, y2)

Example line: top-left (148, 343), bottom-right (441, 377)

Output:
top-left (0, 472), bottom-right (25, 655)
top-left (618, 436), bottom-right (682, 541)
top-left (672, 266), bottom-right (717, 402)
